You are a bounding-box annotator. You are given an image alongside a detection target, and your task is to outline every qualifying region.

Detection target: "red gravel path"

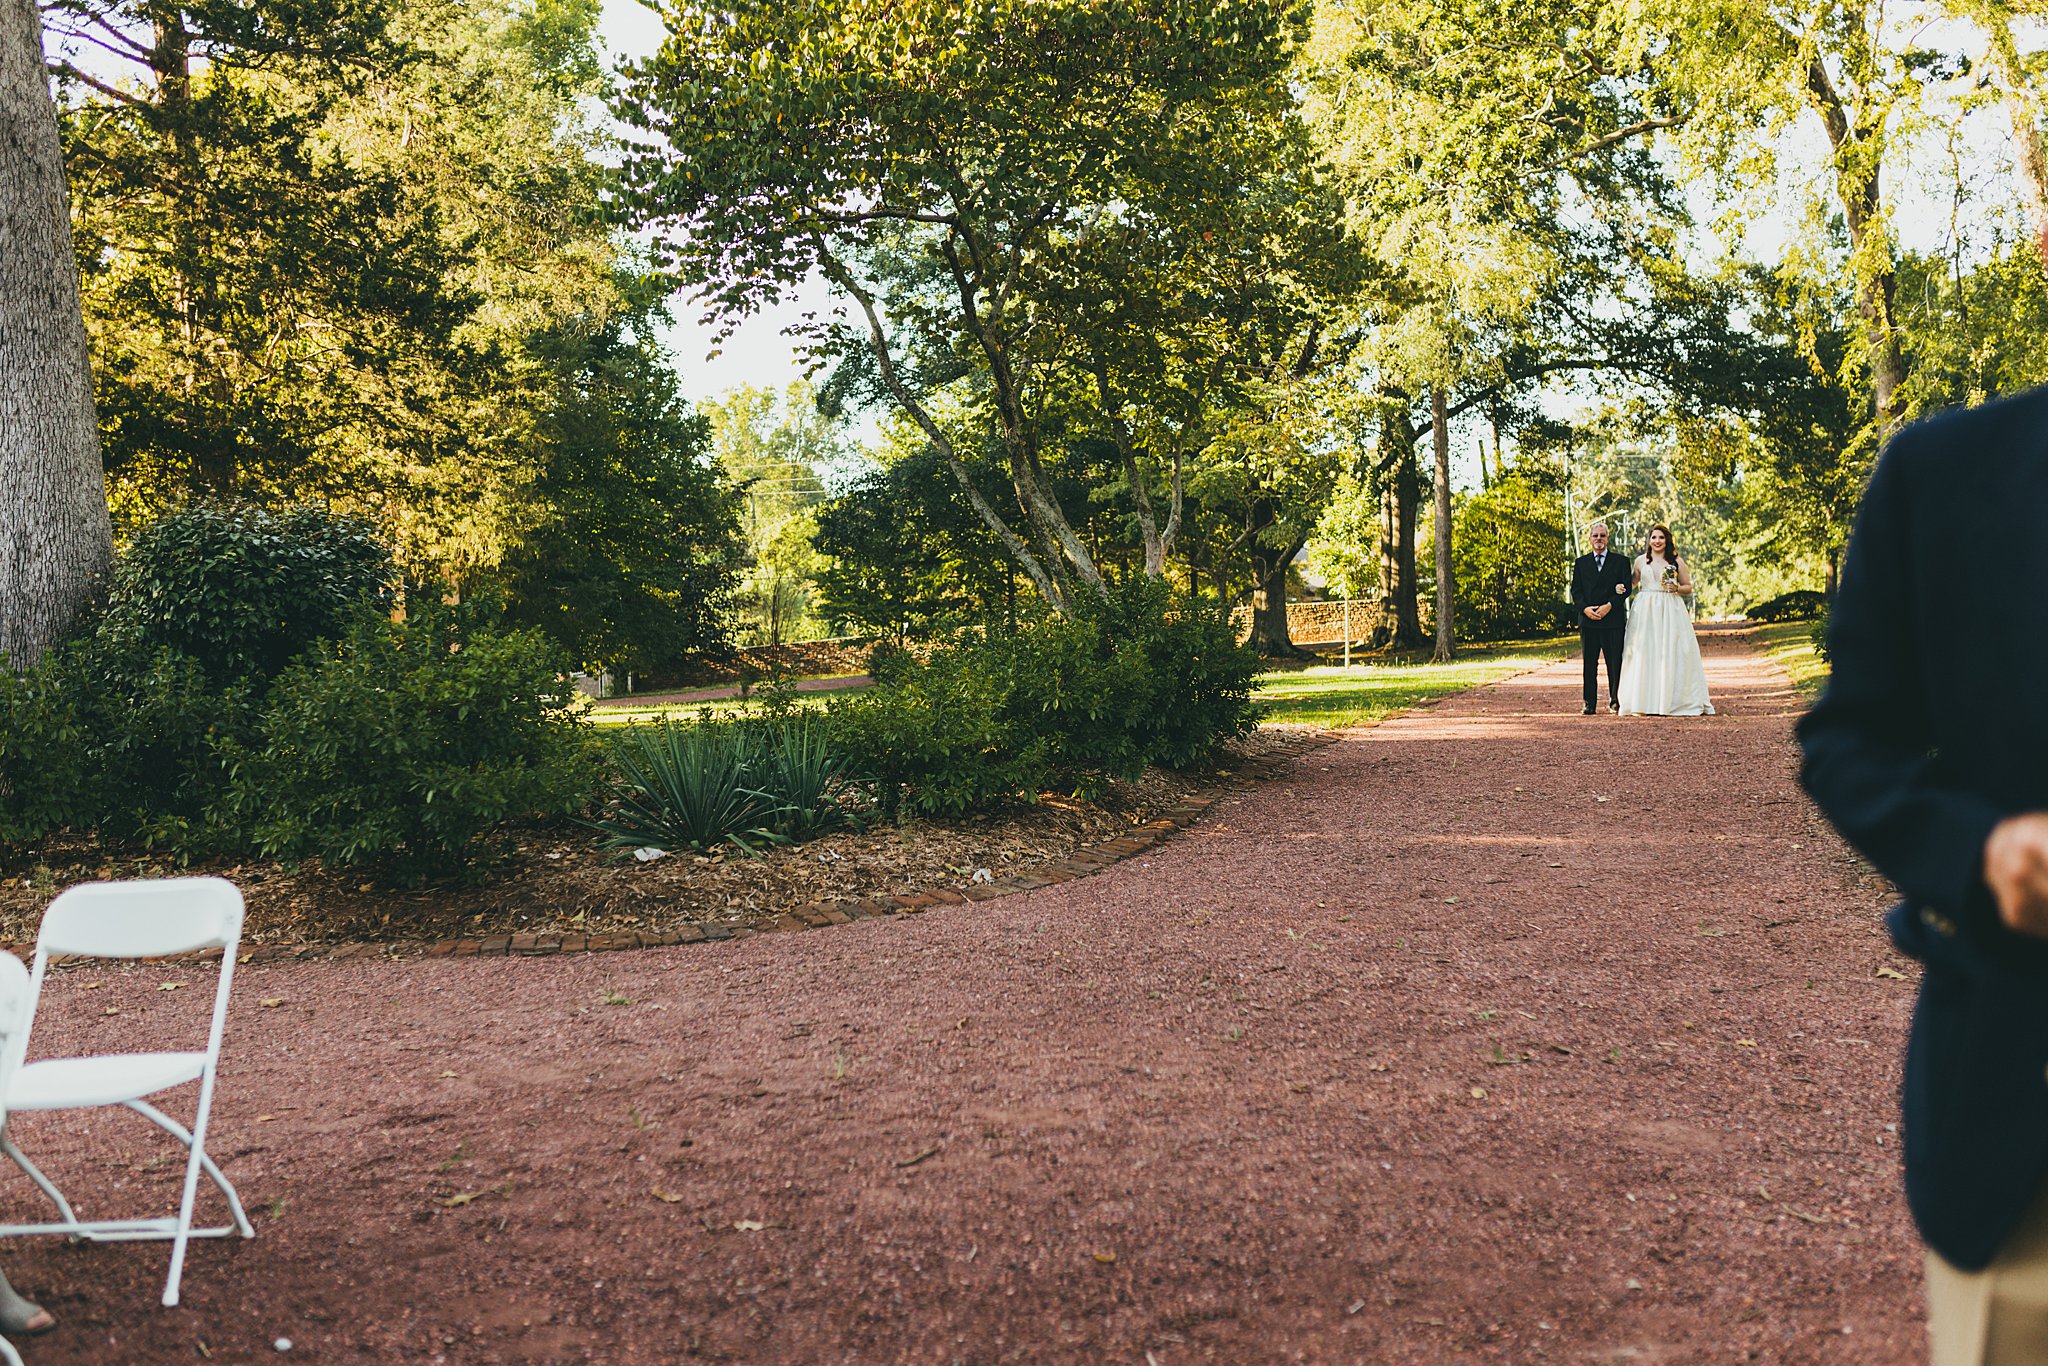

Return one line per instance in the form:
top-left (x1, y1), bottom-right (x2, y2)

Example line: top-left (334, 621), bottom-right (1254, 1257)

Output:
top-left (0, 628), bottom-right (1919, 1364)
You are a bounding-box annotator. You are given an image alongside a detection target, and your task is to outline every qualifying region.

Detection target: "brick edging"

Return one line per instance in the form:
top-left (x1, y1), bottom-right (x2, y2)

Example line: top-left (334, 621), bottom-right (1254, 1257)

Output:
top-left (62, 730), bottom-right (1341, 971)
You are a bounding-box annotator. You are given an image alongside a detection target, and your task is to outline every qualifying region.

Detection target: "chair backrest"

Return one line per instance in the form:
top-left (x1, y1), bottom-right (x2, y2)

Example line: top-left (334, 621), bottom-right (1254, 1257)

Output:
top-left (36, 878), bottom-right (245, 961)
top-left (0, 953), bottom-right (35, 1112)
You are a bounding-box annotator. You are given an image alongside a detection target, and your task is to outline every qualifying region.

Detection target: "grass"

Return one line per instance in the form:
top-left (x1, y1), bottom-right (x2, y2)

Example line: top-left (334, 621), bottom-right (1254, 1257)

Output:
top-left (1255, 636), bottom-right (1574, 728)
top-left (1751, 619), bottom-right (1830, 700)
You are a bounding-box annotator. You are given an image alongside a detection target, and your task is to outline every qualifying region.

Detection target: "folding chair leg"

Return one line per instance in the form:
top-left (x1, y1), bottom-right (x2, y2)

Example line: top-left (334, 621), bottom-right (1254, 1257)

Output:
top-left (125, 1102), bottom-right (253, 1238)
top-left (124, 1100), bottom-right (248, 1307)
top-left (0, 1134), bottom-right (80, 1234)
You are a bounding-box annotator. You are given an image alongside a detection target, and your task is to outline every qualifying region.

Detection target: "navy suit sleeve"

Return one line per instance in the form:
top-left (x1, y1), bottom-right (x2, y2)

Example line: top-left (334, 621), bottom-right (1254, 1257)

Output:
top-left (1798, 442), bottom-right (2006, 964)
top-left (1569, 559), bottom-right (1591, 613)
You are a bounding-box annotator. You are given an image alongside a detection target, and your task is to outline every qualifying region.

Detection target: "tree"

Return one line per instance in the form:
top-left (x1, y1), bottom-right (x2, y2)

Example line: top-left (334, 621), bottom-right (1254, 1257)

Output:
top-left (1, 0), bottom-right (112, 665)
top-left (702, 382), bottom-right (842, 644)
top-left (497, 296), bottom-right (744, 674)
top-left (1301, 0), bottom-right (1689, 653)
top-left (55, 0), bottom-right (627, 584)
top-left (1451, 464), bottom-right (1568, 640)
top-left (813, 442), bottom-right (1020, 639)
top-left (614, 0), bottom-right (1311, 612)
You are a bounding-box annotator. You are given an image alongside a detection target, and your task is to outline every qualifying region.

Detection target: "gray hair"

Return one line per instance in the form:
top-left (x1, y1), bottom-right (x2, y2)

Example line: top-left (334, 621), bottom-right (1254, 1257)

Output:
top-left (1589, 522), bottom-right (1610, 535)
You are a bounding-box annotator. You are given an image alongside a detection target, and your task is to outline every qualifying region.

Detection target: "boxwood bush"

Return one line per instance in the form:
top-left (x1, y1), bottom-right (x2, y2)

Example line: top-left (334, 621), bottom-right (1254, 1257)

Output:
top-left (830, 580), bottom-right (1258, 816)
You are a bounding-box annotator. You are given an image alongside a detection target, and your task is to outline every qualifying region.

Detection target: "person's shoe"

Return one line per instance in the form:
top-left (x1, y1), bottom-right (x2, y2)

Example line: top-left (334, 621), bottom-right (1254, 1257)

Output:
top-left (1582, 705), bottom-right (1596, 715)
top-left (1608, 700), bottom-right (1620, 713)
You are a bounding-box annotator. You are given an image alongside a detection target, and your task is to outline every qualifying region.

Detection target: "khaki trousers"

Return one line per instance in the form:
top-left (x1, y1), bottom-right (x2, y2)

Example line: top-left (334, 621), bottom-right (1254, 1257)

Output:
top-left (1927, 1181), bottom-right (2048, 1365)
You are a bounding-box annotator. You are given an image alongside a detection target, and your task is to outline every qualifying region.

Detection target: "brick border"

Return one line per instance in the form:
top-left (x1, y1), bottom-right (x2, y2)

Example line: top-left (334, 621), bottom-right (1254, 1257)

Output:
top-left (69, 729), bottom-right (1338, 972)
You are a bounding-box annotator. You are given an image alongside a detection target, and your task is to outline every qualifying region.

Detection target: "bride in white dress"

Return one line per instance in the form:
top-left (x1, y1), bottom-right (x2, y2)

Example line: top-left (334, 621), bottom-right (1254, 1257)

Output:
top-left (1616, 524), bottom-right (1714, 717)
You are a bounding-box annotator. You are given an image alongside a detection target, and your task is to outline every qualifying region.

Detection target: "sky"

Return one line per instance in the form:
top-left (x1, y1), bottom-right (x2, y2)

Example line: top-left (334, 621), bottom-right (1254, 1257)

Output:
top-left (598, 0), bottom-right (834, 405)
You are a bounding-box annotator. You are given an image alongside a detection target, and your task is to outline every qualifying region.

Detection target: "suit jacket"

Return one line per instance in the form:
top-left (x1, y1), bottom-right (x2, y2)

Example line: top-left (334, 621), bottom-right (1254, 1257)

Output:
top-left (1571, 551), bottom-right (1632, 634)
top-left (1798, 382), bottom-right (2048, 1270)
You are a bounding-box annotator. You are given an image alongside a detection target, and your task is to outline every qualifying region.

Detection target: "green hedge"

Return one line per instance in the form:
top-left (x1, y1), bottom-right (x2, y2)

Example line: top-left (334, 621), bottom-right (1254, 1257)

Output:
top-left (0, 509), bottom-right (594, 883)
top-left (830, 579), bottom-right (1258, 817)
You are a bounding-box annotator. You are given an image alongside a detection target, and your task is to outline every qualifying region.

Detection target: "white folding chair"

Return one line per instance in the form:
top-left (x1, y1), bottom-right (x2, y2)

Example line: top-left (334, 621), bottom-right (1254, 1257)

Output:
top-left (0, 878), bottom-right (254, 1307)
top-left (0, 953), bottom-right (38, 1366)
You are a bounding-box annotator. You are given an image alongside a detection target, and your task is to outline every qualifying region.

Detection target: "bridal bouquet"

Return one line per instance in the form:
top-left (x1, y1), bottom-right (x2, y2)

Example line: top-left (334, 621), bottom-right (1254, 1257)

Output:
top-left (1661, 566), bottom-right (1677, 589)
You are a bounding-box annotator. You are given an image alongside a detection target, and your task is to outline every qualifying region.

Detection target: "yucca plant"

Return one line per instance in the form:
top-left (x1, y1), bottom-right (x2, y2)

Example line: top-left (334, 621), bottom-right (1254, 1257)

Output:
top-left (756, 718), bottom-right (863, 840)
top-left (586, 718), bottom-right (789, 856)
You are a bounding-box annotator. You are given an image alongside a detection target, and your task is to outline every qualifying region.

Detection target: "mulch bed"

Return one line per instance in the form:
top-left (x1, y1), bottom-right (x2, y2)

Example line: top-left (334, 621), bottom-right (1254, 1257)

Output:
top-left (0, 731), bottom-right (1306, 952)
top-left (0, 631), bottom-right (1924, 1364)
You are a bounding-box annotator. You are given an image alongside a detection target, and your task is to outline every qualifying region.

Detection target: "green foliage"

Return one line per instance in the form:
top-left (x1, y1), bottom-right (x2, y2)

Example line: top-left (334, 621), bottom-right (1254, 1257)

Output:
top-left (831, 582), bottom-right (1256, 815)
top-left (99, 505), bottom-right (394, 686)
top-left (588, 715), bottom-right (861, 853)
top-left (1746, 590), bottom-right (1827, 623)
top-left (588, 720), bottom-right (789, 856)
top-left (0, 656), bottom-right (92, 848)
top-left (498, 298), bottom-right (745, 674)
top-left (829, 653), bottom-right (1044, 819)
top-left (1083, 579), bottom-right (1260, 771)
top-left (1451, 470), bottom-right (1569, 641)
top-left (813, 441), bottom-right (1022, 639)
top-left (218, 605), bottom-right (592, 882)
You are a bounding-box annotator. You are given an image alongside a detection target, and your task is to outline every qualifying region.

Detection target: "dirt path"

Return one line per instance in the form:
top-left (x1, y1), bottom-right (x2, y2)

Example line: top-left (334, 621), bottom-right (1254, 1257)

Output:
top-left (1, 629), bottom-right (1918, 1364)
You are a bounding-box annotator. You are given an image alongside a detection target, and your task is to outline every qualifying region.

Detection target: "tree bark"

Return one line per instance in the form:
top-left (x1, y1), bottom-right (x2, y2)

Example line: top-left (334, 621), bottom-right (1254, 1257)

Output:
top-left (1246, 509), bottom-right (1310, 659)
top-left (1371, 403), bottom-right (1423, 649)
top-left (0, 0), bottom-right (113, 666)
top-left (1429, 385), bottom-right (1455, 664)
top-left (1804, 54), bottom-right (1906, 434)
top-left (1975, 5), bottom-right (2048, 280)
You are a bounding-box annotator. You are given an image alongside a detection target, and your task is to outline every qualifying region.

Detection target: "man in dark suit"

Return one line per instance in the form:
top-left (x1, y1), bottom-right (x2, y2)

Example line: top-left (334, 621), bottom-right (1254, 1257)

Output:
top-left (1570, 522), bottom-right (1631, 715)
top-left (1800, 384), bottom-right (2048, 1361)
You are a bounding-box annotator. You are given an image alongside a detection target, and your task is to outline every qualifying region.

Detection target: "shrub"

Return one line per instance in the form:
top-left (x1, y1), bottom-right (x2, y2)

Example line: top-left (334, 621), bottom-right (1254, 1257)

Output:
top-left (991, 612), bottom-right (1153, 794)
top-left (588, 719), bottom-right (789, 856)
top-left (219, 604), bottom-right (593, 882)
top-left (1746, 589), bottom-right (1827, 623)
top-left (0, 655), bottom-right (91, 850)
top-left (100, 504), bottom-right (395, 687)
top-left (829, 653), bottom-right (1044, 818)
top-left (1810, 600), bottom-right (1832, 664)
top-left (832, 580), bottom-right (1258, 815)
top-left (586, 715), bottom-right (862, 855)
top-left (1087, 579), bottom-right (1259, 770)
top-left (67, 639), bottom-right (249, 851)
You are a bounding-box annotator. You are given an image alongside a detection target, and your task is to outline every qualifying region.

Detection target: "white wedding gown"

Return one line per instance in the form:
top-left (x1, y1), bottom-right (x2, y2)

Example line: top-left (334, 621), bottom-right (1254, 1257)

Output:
top-left (1617, 556), bottom-right (1714, 717)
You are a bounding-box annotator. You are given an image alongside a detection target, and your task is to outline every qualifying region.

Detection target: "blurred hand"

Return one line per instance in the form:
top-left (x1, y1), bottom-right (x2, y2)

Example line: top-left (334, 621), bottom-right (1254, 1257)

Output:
top-left (1985, 813), bottom-right (2048, 938)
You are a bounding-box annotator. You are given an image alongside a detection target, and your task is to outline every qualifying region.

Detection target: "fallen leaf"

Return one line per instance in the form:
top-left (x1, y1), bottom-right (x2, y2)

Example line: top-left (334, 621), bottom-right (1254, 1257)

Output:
top-left (651, 1189), bottom-right (684, 1204)
top-left (102, 1007), bottom-right (118, 1017)
top-left (158, 982), bottom-right (186, 992)
top-left (1093, 1251), bottom-right (1117, 1264)
top-left (255, 1114), bottom-right (277, 1123)
top-left (439, 1070), bottom-right (459, 1079)
top-left (732, 1219), bottom-right (766, 1232)
top-left (895, 1143), bottom-right (944, 1168)
top-left (1734, 1039), bottom-right (1758, 1048)
top-left (1470, 1087), bottom-right (1486, 1099)
top-left (79, 982), bottom-right (102, 991)
top-left (1875, 966), bottom-right (1906, 980)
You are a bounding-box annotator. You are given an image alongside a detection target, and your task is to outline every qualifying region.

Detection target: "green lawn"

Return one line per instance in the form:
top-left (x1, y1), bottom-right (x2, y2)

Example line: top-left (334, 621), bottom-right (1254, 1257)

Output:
top-left (1255, 636), bottom-right (1574, 728)
top-left (1751, 619), bottom-right (1830, 699)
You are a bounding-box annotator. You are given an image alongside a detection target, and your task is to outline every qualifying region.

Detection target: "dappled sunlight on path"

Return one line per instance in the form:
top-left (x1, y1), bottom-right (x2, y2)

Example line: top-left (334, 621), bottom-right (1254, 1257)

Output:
top-left (0, 628), bottom-right (1909, 1364)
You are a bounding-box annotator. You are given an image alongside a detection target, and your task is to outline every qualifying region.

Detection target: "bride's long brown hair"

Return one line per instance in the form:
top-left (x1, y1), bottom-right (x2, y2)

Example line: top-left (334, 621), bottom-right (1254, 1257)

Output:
top-left (1645, 524), bottom-right (1680, 568)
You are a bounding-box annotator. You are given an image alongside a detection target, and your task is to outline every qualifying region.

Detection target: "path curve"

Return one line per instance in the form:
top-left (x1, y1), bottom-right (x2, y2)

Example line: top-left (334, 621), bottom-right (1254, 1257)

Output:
top-left (3, 631), bottom-right (1917, 1363)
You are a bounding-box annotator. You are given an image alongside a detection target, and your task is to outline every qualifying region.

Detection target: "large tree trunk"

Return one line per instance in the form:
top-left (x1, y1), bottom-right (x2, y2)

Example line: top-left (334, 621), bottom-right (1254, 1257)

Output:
top-left (1246, 518), bottom-right (1312, 659)
top-left (1976, 5), bottom-right (2048, 279)
top-left (1804, 55), bottom-right (1906, 434)
top-left (0, 0), bottom-right (113, 666)
top-left (1371, 405), bottom-right (1423, 649)
top-left (1430, 385), bottom-right (1455, 663)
